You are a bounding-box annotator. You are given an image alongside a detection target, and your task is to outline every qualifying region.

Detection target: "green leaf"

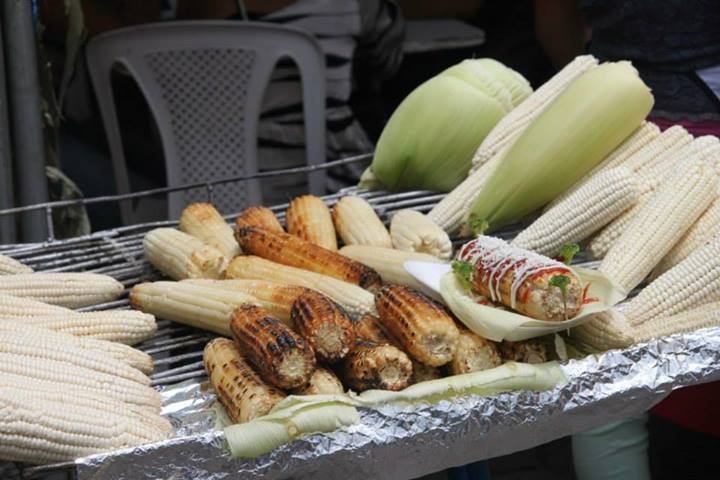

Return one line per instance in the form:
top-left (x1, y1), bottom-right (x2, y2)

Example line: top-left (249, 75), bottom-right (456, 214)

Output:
top-left (451, 260), bottom-right (474, 291)
top-left (468, 217), bottom-right (489, 236)
top-left (557, 244), bottom-right (580, 265)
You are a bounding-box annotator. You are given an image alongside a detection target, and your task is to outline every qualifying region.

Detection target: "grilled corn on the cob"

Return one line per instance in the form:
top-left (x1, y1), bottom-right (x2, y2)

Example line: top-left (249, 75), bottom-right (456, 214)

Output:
top-left (235, 226), bottom-right (382, 291)
top-left (339, 339), bottom-right (412, 391)
top-left (179, 202), bottom-right (240, 259)
top-left (332, 196), bottom-right (392, 248)
top-left (287, 195), bottom-right (338, 250)
top-left (203, 338), bottom-right (285, 423)
top-left (230, 304), bottom-right (316, 389)
top-left (390, 210), bottom-right (453, 260)
top-left (293, 367), bottom-right (345, 395)
top-left (291, 290), bottom-right (356, 363)
top-left (235, 205), bottom-right (284, 233)
top-left (0, 272), bottom-right (124, 309)
top-left (375, 285), bottom-right (459, 366)
top-left (498, 339), bottom-right (550, 364)
top-left (225, 256), bottom-right (377, 317)
top-left (449, 329), bottom-right (502, 375)
top-left (144, 228), bottom-right (227, 280)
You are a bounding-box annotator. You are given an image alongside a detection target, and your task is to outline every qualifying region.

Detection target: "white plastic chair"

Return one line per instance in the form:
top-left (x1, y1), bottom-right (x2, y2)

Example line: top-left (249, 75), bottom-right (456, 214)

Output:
top-left (86, 21), bottom-right (326, 222)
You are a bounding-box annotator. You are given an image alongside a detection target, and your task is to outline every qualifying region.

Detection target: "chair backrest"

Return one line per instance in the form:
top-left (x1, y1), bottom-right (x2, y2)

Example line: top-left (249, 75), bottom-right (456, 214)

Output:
top-left (86, 21), bottom-right (326, 222)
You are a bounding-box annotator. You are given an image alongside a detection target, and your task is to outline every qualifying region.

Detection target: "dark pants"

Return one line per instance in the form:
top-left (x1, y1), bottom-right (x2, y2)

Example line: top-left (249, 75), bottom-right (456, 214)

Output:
top-left (648, 414), bottom-right (720, 480)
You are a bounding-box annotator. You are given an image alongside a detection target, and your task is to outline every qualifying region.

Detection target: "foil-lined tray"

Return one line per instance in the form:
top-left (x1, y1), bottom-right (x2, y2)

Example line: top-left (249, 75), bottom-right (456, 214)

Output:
top-left (57, 326), bottom-right (720, 480)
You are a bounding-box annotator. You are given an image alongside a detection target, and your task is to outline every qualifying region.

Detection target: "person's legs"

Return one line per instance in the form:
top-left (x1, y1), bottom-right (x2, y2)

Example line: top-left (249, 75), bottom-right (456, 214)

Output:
top-left (572, 415), bottom-right (650, 480)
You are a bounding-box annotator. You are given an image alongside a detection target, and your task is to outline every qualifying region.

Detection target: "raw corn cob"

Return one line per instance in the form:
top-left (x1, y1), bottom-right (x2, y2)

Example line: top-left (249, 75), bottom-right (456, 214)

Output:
top-left (449, 328), bottom-right (501, 375)
top-left (291, 290), bottom-right (356, 363)
top-left (0, 373), bottom-right (170, 433)
top-left (390, 210), bottom-right (453, 260)
top-left (182, 279), bottom-right (309, 328)
top-left (0, 352), bottom-right (161, 409)
top-left (230, 304), bottom-right (316, 389)
top-left (511, 167), bottom-right (640, 256)
top-left (0, 253), bottom-right (32, 274)
top-left (633, 302), bottom-right (720, 343)
top-left (0, 272), bottom-right (124, 309)
top-left (622, 237), bottom-right (720, 326)
top-left (570, 309), bottom-right (635, 351)
top-left (144, 228), bottom-right (227, 280)
top-left (469, 55), bottom-right (599, 172)
top-left (203, 338), bottom-right (285, 423)
top-left (179, 202), bottom-right (240, 259)
top-left (0, 388), bottom-right (168, 464)
top-left (339, 245), bottom-right (443, 292)
top-left (332, 196), bottom-right (392, 248)
top-left (0, 323), bottom-right (153, 374)
top-left (225, 256), bottom-right (377, 317)
top-left (622, 125), bottom-right (692, 172)
top-left (0, 293), bottom-right (157, 345)
top-left (375, 285), bottom-right (459, 366)
top-left (587, 207), bottom-right (638, 260)
top-left (599, 158), bottom-right (717, 293)
top-left (0, 329), bottom-right (150, 385)
top-left (339, 339), bottom-right (412, 391)
top-left (287, 195), bottom-right (338, 250)
top-left (236, 226), bottom-right (382, 291)
top-left (498, 339), bottom-right (551, 364)
top-left (543, 122), bottom-right (660, 209)
top-left (130, 281), bottom-right (260, 335)
top-left (235, 205), bottom-right (284, 233)
top-left (354, 313), bottom-right (443, 383)
top-left (457, 236), bottom-right (584, 321)
top-left (293, 367), bottom-right (345, 395)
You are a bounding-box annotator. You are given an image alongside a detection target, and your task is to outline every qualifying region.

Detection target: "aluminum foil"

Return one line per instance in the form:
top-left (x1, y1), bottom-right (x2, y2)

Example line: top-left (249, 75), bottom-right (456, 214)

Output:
top-left (70, 326), bottom-right (720, 480)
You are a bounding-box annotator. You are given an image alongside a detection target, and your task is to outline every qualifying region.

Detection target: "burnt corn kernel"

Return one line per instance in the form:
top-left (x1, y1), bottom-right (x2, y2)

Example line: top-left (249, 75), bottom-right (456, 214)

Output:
top-left (375, 285), bottom-right (459, 367)
top-left (293, 367), bottom-right (345, 395)
top-left (291, 290), bottom-right (356, 363)
top-left (230, 304), bottom-right (316, 389)
top-left (354, 314), bottom-right (393, 345)
top-left (234, 226), bottom-right (382, 291)
top-left (448, 328), bottom-right (502, 375)
top-left (286, 195), bottom-right (338, 251)
top-left (203, 338), bottom-right (285, 423)
top-left (339, 339), bottom-right (412, 392)
top-left (234, 206), bottom-right (284, 233)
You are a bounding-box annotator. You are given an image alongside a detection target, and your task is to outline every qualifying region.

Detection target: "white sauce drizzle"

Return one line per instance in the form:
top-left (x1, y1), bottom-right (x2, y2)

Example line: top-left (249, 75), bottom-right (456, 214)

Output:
top-left (456, 235), bottom-right (572, 309)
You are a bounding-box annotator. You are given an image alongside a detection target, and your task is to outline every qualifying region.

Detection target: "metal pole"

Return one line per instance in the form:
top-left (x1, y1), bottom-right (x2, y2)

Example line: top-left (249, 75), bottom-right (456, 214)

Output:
top-left (0, 17), bottom-right (16, 243)
top-left (2, 0), bottom-right (48, 242)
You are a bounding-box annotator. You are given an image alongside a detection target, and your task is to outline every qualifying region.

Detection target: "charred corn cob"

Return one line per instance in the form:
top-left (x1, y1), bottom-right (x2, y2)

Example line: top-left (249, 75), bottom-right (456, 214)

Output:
top-left (0, 253), bottom-right (32, 274)
top-left (0, 352), bottom-right (160, 409)
top-left (130, 281), bottom-right (260, 335)
top-left (144, 228), bottom-right (227, 280)
top-left (457, 236), bottom-right (584, 321)
top-left (390, 210), bottom-right (453, 260)
top-left (449, 329), bottom-right (502, 375)
top-left (633, 302), bottom-right (720, 343)
top-left (376, 285), bottom-right (459, 366)
top-left (599, 158), bottom-right (717, 293)
top-left (0, 272), bottom-right (124, 308)
top-left (512, 167), bottom-right (640, 256)
top-left (235, 226), bottom-right (382, 291)
top-left (498, 338), bottom-right (550, 364)
top-left (235, 205), bottom-right (284, 233)
top-left (291, 290), bottom-right (356, 363)
top-left (0, 388), bottom-right (168, 465)
top-left (339, 245), bottom-right (442, 292)
top-left (181, 278), bottom-right (309, 328)
top-left (230, 304), bottom-right (316, 389)
top-left (293, 367), bottom-right (345, 395)
top-left (0, 323), bottom-right (153, 374)
top-left (0, 293), bottom-right (157, 345)
top-left (225, 256), bottom-right (377, 317)
top-left (339, 339), bottom-right (412, 391)
top-left (570, 309), bottom-right (634, 351)
top-left (470, 55), bottom-right (599, 172)
top-left (179, 202), bottom-right (240, 259)
top-left (287, 195), bottom-right (338, 250)
top-left (623, 237), bottom-right (720, 326)
top-left (332, 196), bottom-right (392, 248)
top-left (354, 313), bottom-right (443, 383)
top-left (203, 338), bottom-right (285, 423)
